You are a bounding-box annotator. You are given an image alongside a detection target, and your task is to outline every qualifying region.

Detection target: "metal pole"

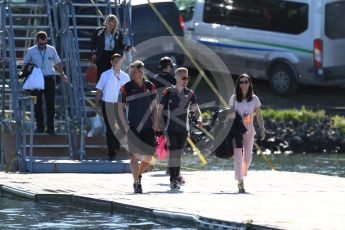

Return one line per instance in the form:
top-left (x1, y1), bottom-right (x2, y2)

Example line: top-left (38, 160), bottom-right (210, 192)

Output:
top-left (46, 0), bottom-right (56, 47)
top-left (0, 0), bottom-right (6, 170)
top-left (7, 0), bottom-right (24, 171)
top-left (70, 1), bottom-right (86, 159)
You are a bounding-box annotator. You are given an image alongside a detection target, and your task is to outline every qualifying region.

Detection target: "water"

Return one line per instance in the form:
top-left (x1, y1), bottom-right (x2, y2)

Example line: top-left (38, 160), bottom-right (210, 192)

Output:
top-left (177, 153), bottom-right (345, 177)
top-left (0, 197), bottom-right (194, 230)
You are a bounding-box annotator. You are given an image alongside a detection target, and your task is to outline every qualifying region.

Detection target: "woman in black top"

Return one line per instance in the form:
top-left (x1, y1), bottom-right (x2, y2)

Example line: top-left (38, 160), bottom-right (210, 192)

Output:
top-left (91, 14), bottom-right (131, 81)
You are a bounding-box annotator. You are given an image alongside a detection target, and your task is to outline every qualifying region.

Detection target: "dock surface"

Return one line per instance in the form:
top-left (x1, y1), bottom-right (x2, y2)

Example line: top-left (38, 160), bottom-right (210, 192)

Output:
top-left (1, 170), bottom-right (344, 229)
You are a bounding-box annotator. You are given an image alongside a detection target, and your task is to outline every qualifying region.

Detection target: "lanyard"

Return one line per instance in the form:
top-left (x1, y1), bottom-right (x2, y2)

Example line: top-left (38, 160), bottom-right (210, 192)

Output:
top-left (244, 100), bottom-right (249, 114)
top-left (39, 49), bottom-right (46, 68)
top-left (109, 37), bottom-right (114, 49)
top-left (113, 70), bottom-right (120, 80)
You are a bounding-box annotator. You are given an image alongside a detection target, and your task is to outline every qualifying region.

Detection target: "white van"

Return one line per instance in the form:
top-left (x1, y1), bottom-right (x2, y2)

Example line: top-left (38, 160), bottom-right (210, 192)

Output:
top-left (176, 0), bottom-right (345, 95)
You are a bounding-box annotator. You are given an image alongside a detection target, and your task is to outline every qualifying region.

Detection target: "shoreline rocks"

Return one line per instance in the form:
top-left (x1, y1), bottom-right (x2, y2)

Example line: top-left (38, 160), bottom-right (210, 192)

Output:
top-left (255, 117), bottom-right (345, 153)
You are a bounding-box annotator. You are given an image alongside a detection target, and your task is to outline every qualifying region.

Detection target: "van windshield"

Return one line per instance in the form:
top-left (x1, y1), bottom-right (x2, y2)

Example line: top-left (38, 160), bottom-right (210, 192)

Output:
top-left (325, 1), bottom-right (345, 39)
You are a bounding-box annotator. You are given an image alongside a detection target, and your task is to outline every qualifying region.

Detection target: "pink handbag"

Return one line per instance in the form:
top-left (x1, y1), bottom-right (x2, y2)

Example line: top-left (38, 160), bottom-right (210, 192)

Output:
top-left (155, 135), bottom-right (168, 160)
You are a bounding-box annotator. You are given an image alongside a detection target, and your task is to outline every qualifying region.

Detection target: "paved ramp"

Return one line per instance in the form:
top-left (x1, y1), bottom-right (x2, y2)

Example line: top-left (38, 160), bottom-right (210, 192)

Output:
top-left (0, 171), bottom-right (344, 229)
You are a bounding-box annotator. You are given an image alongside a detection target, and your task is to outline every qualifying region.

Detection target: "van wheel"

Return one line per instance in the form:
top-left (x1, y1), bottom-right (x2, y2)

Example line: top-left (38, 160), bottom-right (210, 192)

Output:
top-left (269, 64), bottom-right (298, 96)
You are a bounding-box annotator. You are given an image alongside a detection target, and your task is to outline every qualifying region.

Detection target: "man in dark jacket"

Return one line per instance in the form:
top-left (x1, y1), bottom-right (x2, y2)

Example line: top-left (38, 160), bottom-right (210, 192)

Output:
top-left (153, 56), bottom-right (176, 97)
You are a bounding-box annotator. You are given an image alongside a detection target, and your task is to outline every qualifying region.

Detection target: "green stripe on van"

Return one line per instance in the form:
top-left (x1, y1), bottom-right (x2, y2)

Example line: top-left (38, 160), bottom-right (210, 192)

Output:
top-left (235, 38), bottom-right (313, 54)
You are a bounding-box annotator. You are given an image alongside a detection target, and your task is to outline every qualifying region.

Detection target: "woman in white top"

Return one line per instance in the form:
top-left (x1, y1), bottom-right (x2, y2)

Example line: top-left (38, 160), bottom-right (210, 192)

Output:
top-left (229, 73), bottom-right (265, 193)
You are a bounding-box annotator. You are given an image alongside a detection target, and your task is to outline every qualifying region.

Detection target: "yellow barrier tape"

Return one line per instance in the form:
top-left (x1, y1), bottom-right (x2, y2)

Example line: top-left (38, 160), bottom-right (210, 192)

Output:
top-left (86, 97), bottom-right (95, 108)
top-left (146, 0), bottom-right (228, 107)
top-left (254, 141), bottom-right (276, 171)
top-left (90, 0), bottom-right (105, 18)
top-left (187, 137), bottom-right (207, 165)
top-left (152, 159), bottom-right (200, 171)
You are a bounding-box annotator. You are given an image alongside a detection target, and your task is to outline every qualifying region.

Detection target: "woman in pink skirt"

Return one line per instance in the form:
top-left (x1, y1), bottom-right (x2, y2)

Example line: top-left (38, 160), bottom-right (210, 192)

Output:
top-left (229, 73), bottom-right (265, 193)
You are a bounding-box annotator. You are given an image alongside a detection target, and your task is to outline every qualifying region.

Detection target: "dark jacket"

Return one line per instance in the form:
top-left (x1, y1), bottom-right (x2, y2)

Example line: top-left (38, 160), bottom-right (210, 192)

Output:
top-left (90, 26), bottom-right (128, 57)
top-left (229, 112), bottom-right (247, 149)
top-left (214, 110), bottom-right (247, 159)
top-left (153, 72), bottom-right (176, 90)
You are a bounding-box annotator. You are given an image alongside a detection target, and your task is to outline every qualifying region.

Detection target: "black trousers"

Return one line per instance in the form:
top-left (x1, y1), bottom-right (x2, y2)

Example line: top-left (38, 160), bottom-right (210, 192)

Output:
top-left (102, 101), bottom-right (120, 158)
top-left (31, 77), bottom-right (55, 131)
top-left (167, 131), bottom-right (188, 182)
top-left (96, 51), bottom-right (113, 81)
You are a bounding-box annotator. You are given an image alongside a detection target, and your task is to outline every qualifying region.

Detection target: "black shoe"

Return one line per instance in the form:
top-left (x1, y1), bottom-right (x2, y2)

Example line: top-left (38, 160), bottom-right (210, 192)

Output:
top-left (170, 180), bottom-right (180, 190)
top-left (133, 182), bottom-right (142, 194)
top-left (108, 155), bottom-right (115, 161)
top-left (177, 175), bottom-right (185, 185)
top-left (46, 129), bottom-right (55, 136)
top-left (238, 181), bottom-right (245, 193)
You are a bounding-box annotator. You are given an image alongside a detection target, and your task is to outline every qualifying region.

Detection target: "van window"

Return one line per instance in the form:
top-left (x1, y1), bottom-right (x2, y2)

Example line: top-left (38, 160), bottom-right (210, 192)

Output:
top-left (325, 1), bottom-right (345, 39)
top-left (175, 0), bottom-right (196, 22)
top-left (132, 2), bottom-right (183, 44)
top-left (203, 0), bottom-right (308, 34)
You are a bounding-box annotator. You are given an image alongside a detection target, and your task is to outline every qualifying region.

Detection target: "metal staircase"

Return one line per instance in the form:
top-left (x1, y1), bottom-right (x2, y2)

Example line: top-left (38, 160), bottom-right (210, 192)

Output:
top-left (0, 0), bottom-right (133, 173)
top-left (72, 0), bottom-right (133, 162)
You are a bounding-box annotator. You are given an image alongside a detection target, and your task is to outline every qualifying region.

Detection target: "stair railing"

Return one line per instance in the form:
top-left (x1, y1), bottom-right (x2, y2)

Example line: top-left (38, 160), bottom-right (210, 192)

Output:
top-left (0, 0), bottom-right (6, 170)
top-left (20, 96), bottom-right (35, 172)
top-left (55, 0), bottom-right (75, 159)
top-left (68, 0), bottom-right (88, 159)
top-left (5, 0), bottom-right (23, 171)
top-left (58, 0), bottom-right (93, 160)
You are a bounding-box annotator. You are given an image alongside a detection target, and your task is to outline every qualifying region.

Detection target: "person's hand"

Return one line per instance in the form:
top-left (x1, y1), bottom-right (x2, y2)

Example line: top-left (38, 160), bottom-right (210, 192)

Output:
top-left (91, 54), bottom-right (96, 63)
top-left (124, 123), bottom-right (129, 134)
top-left (227, 111), bottom-right (236, 120)
top-left (259, 129), bottom-right (265, 141)
top-left (197, 120), bottom-right (203, 129)
top-left (152, 121), bottom-right (159, 132)
top-left (61, 73), bottom-right (69, 84)
top-left (95, 106), bottom-right (100, 115)
top-left (129, 46), bottom-right (136, 53)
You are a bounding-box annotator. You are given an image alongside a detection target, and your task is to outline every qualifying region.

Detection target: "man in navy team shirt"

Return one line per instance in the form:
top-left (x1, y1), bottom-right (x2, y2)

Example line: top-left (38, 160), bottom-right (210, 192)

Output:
top-left (158, 67), bottom-right (203, 190)
top-left (118, 60), bottom-right (158, 194)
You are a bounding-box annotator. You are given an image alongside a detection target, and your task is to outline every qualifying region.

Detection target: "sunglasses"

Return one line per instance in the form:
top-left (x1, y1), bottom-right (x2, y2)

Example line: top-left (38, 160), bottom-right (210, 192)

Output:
top-left (181, 76), bottom-right (190, 81)
top-left (239, 80), bottom-right (249, 84)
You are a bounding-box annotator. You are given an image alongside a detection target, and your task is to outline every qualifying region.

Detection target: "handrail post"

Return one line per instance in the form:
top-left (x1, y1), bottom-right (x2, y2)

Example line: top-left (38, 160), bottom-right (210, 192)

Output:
top-left (6, 0), bottom-right (24, 171)
top-left (0, 0), bottom-right (6, 170)
top-left (19, 96), bottom-right (35, 172)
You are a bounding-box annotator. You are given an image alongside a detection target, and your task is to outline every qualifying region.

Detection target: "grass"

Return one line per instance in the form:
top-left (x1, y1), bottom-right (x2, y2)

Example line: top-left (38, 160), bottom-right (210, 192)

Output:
top-left (261, 106), bottom-right (345, 133)
top-left (331, 115), bottom-right (345, 133)
top-left (201, 106), bottom-right (345, 134)
top-left (262, 106), bottom-right (325, 123)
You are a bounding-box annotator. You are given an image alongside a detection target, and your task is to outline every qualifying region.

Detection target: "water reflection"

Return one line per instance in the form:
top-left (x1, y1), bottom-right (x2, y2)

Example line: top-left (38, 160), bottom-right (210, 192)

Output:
top-left (0, 197), bottom-right (195, 229)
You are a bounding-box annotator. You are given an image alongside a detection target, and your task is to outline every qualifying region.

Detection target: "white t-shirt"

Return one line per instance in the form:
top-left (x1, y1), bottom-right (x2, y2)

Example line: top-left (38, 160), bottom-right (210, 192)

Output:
top-left (96, 69), bottom-right (130, 103)
top-left (229, 95), bottom-right (261, 133)
top-left (23, 45), bottom-right (62, 76)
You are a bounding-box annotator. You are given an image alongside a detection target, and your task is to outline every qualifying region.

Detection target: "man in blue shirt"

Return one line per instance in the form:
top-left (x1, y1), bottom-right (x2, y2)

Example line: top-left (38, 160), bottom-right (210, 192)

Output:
top-left (23, 31), bottom-right (68, 135)
top-left (118, 60), bottom-right (158, 194)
